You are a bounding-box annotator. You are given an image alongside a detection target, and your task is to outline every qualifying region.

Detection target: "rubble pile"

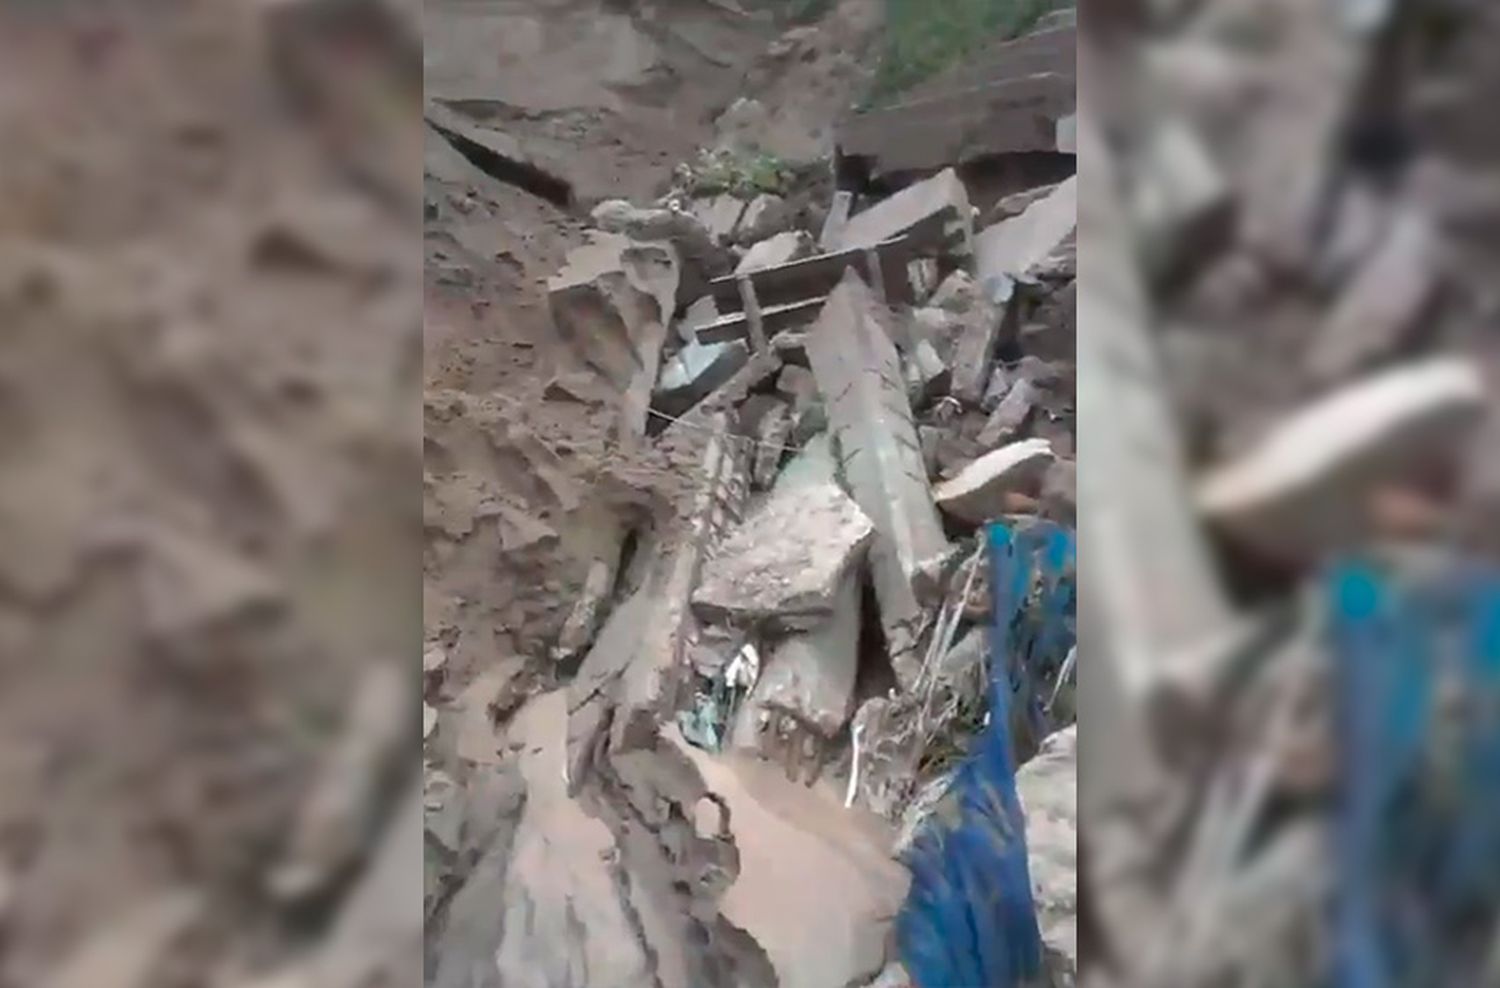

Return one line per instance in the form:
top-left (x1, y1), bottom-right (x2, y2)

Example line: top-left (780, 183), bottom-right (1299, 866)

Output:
top-left (425, 24), bottom-right (1081, 984)
top-left (1079, 1), bottom-right (1500, 984)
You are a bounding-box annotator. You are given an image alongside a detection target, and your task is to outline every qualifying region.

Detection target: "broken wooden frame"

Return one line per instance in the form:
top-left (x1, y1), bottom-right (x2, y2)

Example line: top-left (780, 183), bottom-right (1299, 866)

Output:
top-left (694, 235), bottom-right (923, 346)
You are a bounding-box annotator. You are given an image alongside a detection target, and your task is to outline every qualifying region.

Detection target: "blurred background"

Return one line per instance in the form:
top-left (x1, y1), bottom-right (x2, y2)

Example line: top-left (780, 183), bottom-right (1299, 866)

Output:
top-left (0, 2), bottom-right (422, 986)
top-left (1078, 0), bottom-right (1500, 984)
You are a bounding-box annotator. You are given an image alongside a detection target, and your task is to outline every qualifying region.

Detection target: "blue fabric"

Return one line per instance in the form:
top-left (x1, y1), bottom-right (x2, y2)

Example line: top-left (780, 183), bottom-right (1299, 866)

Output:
top-left (896, 521), bottom-right (1074, 988)
top-left (1329, 561), bottom-right (1500, 988)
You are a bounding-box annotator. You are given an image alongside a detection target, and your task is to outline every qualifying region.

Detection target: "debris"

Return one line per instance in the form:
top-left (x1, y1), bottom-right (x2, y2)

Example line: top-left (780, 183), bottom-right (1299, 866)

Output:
top-left (1306, 206), bottom-right (1440, 383)
top-left (695, 193), bottom-right (747, 244)
top-left (775, 364), bottom-right (817, 406)
top-left (697, 235), bottom-right (919, 344)
top-left (979, 377), bottom-right (1040, 447)
top-left (934, 439), bottom-right (1056, 526)
top-left (831, 167), bottom-right (974, 257)
top-left (976, 175), bottom-right (1076, 285)
top-left (751, 401), bottom-right (794, 488)
top-left (1075, 105), bottom-right (1233, 706)
top-left (1016, 726), bottom-right (1078, 985)
top-left (654, 336), bottom-right (751, 419)
top-left (548, 232), bottom-right (680, 438)
top-left (819, 189), bottom-right (855, 250)
top-left (590, 199), bottom-right (723, 297)
top-left (269, 660), bottom-right (412, 903)
top-left (949, 274), bottom-right (1013, 406)
top-left (929, 268), bottom-right (978, 312)
top-left (737, 193), bottom-right (793, 243)
top-left (553, 558), bottom-right (615, 662)
top-left (1129, 117), bottom-right (1235, 287)
top-left (904, 338), bottom-right (951, 409)
top-left (808, 271), bottom-right (953, 684)
top-left (730, 435), bottom-right (861, 743)
top-left (1198, 357), bottom-right (1486, 563)
top-left (736, 230), bottom-right (815, 275)
top-left (692, 480), bottom-right (874, 630)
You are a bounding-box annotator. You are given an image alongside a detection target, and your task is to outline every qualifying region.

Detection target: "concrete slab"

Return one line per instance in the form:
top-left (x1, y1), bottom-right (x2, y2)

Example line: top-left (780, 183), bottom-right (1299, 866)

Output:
top-left (1198, 357), bottom-right (1486, 564)
top-left (831, 168), bottom-right (973, 256)
top-left (976, 175), bottom-right (1076, 283)
top-left (691, 482), bottom-right (874, 629)
top-left (934, 438), bottom-right (1056, 525)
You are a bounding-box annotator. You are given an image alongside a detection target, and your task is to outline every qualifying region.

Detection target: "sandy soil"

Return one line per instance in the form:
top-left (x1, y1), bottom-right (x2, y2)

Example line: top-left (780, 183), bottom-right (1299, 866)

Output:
top-left (0, 3), bottom-right (422, 985)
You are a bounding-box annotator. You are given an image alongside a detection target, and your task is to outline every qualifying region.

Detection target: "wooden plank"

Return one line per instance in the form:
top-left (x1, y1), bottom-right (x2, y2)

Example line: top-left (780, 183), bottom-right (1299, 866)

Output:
top-left (706, 236), bottom-right (919, 313)
top-left (696, 296), bottom-right (828, 344)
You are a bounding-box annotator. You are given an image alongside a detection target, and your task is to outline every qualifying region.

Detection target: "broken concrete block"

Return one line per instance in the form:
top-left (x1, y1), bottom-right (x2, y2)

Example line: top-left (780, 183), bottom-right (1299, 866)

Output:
top-left (736, 230), bottom-right (816, 275)
top-left (736, 193), bottom-right (793, 243)
top-left (934, 438), bottom-right (1055, 524)
top-left (692, 481), bottom-right (874, 629)
top-left (654, 336), bottom-right (751, 420)
top-left (752, 401), bottom-right (794, 489)
top-left (808, 271), bottom-right (953, 684)
top-left (695, 194), bottom-right (748, 245)
top-left (1198, 357), bottom-right (1486, 564)
top-left (832, 167), bottom-right (974, 257)
top-left (979, 377), bottom-right (1039, 447)
top-left (1307, 207), bottom-right (1440, 384)
top-left (1041, 458), bottom-right (1077, 525)
top-left (929, 269), bottom-right (978, 312)
top-left (590, 199), bottom-right (723, 299)
top-left (729, 436), bottom-right (862, 741)
top-left (553, 558), bottom-right (615, 662)
top-left (776, 364), bottom-right (817, 407)
top-left (1130, 118), bottom-right (1234, 287)
top-left (1017, 726), bottom-right (1077, 986)
top-left (949, 275), bottom-right (1014, 406)
top-left (976, 175), bottom-right (1076, 283)
top-left (549, 232), bottom-right (680, 438)
top-left (749, 570), bottom-right (860, 739)
top-left (904, 339), bottom-right (951, 409)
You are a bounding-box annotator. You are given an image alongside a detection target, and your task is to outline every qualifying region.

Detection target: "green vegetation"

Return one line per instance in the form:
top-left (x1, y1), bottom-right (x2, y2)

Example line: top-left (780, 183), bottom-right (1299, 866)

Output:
top-left (675, 148), bottom-right (798, 199)
top-left (866, 0), bottom-right (1067, 107)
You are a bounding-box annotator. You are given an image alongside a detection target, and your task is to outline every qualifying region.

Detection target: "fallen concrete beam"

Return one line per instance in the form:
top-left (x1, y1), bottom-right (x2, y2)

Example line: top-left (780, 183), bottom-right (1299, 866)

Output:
top-left (1198, 356), bottom-right (1486, 565)
top-left (808, 271), bottom-right (953, 685)
top-left (692, 481), bottom-right (874, 629)
top-left (838, 72), bottom-right (1074, 178)
top-left (567, 414), bottom-right (753, 778)
top-left (933, 438), bottom-right (1055, 525)
top-left (830, 168), bottom-right (973, 256)
top-left (976, 175), bottom-right (1076, 284)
